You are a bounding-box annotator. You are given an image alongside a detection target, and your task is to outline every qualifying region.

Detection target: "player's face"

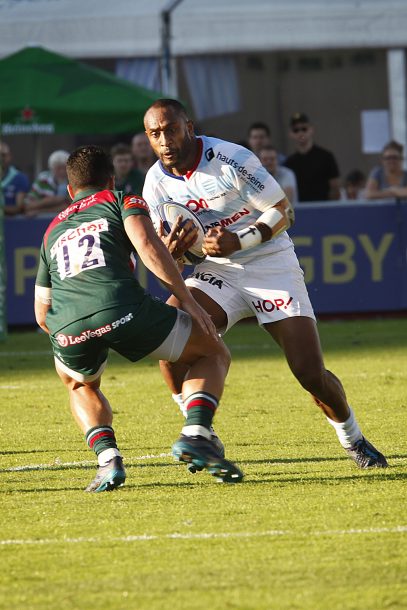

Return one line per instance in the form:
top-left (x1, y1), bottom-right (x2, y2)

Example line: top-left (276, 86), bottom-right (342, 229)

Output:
top-left (144, 107), bottom-right (195, 172)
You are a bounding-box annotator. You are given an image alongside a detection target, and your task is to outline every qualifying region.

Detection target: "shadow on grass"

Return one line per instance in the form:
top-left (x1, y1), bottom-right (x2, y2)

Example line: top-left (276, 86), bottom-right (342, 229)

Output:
top-left (2, 453), bottom-right (406, 474)
top-left (0, 449), bottom-right (72, 456)
top-left (242, 471), bottom-right (407, 485)
top-left (239, 455), bottom-right (345, 465)
top-left (4, 469), bottom-right (407, 494)
top-left (3, 462), bottom-right (407, 494)
top-left (0, 485), bottom-right (88, 493)
top-left (241, 453), bottom-right (407, 466)
top-left (0, 479), bottom-right (198, 494)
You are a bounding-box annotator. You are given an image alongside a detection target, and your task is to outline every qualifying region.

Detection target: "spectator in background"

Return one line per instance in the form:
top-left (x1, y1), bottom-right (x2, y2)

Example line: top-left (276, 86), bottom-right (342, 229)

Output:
top-left (247, 122), bottom-right (271, 156)
top-left (111, 143), bottom-right (144, 195)
top-left (247, 122), bottom-right (285, 163)
top-left (365, 140), bottom-right (407, 201)
top-left (284, 113), bottom-right (340, 202)
top-left (131, 132), bottom-right (156, 177)
top-left (0, 141), bottom-right (30, 215)
top-left (25, 150), bottom-right (70, 216)
top-left (340, 169), bottom-right (366, 201)
top-left (259, 145), bottom-right (298, 205)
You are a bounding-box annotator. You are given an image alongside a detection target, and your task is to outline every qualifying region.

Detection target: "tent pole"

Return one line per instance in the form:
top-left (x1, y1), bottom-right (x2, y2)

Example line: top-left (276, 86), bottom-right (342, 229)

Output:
top-left (160, 0), bottom-right (183, 97)
top-left (0, 118), bottom-right (7, 340)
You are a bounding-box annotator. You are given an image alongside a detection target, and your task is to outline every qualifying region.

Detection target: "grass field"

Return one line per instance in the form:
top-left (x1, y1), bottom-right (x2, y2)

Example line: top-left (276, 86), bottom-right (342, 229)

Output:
top-left (0, 318), bottom-right (406, 610)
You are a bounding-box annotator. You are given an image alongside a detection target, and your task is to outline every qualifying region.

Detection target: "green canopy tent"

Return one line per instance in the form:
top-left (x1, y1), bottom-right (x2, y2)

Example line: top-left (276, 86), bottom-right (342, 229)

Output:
top-left (0, 46), bottom-right (164, 170)
top-left (0, 46), bottom-right (165, 338)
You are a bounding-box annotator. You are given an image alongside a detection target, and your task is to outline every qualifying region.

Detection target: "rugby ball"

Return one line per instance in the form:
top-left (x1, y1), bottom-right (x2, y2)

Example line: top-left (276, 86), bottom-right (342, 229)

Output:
top-left (155, 200), bottom-right (206, 265)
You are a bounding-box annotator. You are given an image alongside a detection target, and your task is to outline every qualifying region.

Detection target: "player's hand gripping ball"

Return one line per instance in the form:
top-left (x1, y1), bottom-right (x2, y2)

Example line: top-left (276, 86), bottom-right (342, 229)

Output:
top-left (154, 201), bottom-right (206, 265)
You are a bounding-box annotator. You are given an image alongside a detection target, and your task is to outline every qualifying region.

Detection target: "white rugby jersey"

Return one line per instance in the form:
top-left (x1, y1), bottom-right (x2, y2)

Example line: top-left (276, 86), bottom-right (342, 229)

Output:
top-left (143, 135), bottom-right (294, 264)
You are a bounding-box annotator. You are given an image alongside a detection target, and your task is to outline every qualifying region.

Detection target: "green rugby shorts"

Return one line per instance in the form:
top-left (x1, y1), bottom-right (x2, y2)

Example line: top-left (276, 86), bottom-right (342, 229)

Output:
top-left (50, 297), bottom-right (191, 382)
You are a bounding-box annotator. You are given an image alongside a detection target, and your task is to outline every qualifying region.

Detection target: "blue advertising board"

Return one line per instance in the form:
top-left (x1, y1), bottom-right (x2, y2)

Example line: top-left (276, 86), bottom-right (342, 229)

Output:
top-left (4, 200), bottom-right (407, 326)
top-left (289, 201), bottom-right (407, 313)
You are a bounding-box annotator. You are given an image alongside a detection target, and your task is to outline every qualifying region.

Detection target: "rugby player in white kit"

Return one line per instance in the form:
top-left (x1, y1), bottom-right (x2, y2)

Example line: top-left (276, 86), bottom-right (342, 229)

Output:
top-left (143, 98), bottom-right (387, 469)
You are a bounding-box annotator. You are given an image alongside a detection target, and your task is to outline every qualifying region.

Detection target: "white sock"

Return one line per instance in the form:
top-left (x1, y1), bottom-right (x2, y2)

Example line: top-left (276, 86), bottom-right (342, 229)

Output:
top-left (172, 392), bottom-right (187, 417)
top-left (98, 447), bottom-right (121, 466)
top-left (182, 425), bottom-right (211, 440)
top-left (326, 407), bottom-right (363, 449)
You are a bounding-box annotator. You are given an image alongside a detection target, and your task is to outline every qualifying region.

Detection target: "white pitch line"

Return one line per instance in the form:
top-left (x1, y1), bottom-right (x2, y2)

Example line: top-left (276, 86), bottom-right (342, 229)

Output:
top-left (1, 453), bottom-right (172, 473)
top-left (1, 526), bottom-right (406, 547)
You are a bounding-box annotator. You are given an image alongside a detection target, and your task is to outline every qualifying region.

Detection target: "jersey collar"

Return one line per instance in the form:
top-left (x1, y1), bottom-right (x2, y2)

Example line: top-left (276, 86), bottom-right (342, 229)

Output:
top-left (184, 137), bottom-right (203, 179)
top-left (71, 187), bottom-right (101, 203)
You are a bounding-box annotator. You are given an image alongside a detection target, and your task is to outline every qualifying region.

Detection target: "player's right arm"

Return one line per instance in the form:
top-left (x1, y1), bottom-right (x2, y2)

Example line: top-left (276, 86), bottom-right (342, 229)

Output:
top-left (203, 146), bottom-right (295, 257)
top-left (233, 149), bottom-right (295, 242)
top-left (34, 297), bottom-right (51, 334)
top-left (124, 214), bottom-right (217, 339)
top-left (34, 243), bottom-right (52, 334)
top-left (203, 194), bottom-right (293, 257)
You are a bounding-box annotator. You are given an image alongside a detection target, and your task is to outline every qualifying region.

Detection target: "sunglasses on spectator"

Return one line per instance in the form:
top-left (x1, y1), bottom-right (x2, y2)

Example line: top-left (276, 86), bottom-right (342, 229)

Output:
top-left (382, 154), bottom-right (402, 160)
top-left (292, 126), bottom-right (309, 133)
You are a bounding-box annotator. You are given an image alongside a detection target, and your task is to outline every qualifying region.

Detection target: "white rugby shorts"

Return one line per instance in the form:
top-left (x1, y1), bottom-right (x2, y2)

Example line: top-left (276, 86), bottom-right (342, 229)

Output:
top-left (185, 248), bottom-right (315, 333)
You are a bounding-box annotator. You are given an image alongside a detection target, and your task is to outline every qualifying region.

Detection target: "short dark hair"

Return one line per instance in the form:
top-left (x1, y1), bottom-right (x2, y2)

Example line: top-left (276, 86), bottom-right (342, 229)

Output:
top-left (248, 122), bottom-right (270, 136)
top-left (290, 112), bottom-right (310, 128)
top-left (345, 169), bottom-right (365, 185)
top-left (144, 98), bottom-right (189, 121)
top-left (382, 140), bottom-right (403, 156)
top-left (110, 143), bottom-right (132, 158)
top-left (67, 145), bottom-right (114, 190)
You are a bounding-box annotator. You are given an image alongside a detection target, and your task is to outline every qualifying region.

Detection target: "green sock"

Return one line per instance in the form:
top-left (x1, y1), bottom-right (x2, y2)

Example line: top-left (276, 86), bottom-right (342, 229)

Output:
top-left (85, 425), bottom-right (118, 457)
top-left (184, 392), bottom-right (218, 430)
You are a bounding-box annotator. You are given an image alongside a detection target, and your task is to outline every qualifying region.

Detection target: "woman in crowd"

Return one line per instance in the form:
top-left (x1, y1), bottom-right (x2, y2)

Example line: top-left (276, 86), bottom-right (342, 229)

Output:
top-left (365, 140), bottom-right (407, 201)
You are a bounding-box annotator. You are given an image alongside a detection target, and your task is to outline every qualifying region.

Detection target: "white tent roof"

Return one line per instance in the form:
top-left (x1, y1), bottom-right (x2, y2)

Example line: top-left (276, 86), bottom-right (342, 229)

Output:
top-left (0, 0), bottom-right (407, 59)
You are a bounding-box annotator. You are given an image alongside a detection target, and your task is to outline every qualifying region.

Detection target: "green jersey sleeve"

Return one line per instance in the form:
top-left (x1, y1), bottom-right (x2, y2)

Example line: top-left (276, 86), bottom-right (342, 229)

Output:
top-left (35, 241), bottom-right (51, 288)
top-left (119, 192), bottom-right (151, 222)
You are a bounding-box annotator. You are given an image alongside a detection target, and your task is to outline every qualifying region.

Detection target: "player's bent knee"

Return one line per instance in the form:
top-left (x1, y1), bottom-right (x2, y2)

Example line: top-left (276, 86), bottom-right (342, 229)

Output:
top-left (212, 340), bottom-right (231, 371)
top-left (179, 324), bottom-right (230, 368)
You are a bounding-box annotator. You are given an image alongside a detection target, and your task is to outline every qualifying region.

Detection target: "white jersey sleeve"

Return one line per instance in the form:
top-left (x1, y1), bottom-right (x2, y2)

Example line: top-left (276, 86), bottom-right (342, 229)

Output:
top-left (215, 144), bottom-right (285, 212)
